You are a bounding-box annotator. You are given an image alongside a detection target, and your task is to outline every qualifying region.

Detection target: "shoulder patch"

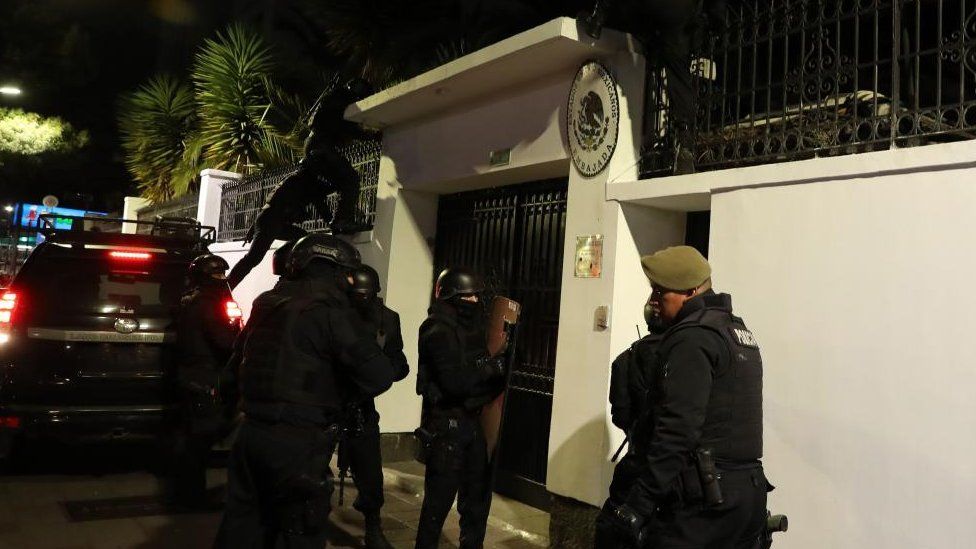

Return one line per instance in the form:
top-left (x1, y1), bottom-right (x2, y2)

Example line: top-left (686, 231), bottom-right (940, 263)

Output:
top-left (729, 327), bottom-right (759, 349)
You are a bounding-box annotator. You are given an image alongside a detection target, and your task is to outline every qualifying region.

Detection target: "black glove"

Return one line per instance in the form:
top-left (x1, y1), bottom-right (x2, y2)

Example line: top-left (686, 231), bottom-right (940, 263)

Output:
top-left (608, 503), bottom-right (650, 548)
top-left (476, 355), bottom-right (507, 378)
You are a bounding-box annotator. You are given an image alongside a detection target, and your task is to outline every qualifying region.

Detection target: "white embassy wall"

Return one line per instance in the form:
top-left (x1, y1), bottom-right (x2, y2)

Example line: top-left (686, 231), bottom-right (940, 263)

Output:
top-left (703, 140), bottom-right (976, 549)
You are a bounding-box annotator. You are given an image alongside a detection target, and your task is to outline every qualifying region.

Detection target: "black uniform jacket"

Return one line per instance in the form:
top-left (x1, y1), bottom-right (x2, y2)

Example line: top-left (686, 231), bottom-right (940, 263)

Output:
top-left (221, 278), bottom-right (394, 412)
top-left (416, 301), bottom-right (504, 412)
top-left (176, 284), bottom-right (239, 389)
top-left (633, 291), bottom-right (731, 504)
top-left (355, 298), bottom-right (409, 384)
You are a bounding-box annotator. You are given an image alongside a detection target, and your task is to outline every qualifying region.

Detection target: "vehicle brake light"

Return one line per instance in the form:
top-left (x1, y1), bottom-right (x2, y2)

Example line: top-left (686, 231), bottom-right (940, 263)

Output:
top-left (225, 300), bottom-right (243, 323)
top-left (0, 292), bottom-right (18, 344)
top-left (109, 251), bottom-right (152, 261)
top-left (0, 416), bottom-right (21, 429)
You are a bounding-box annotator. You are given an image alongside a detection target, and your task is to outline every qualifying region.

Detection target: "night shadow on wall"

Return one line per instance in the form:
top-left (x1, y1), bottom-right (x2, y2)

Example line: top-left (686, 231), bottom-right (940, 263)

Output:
top-left (547, 415), bottom-right (613, 549)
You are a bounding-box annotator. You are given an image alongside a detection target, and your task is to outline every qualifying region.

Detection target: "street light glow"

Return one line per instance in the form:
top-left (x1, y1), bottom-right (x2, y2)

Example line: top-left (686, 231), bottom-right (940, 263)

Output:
top-left (0, 87), bottom-right (22, 96)
top-left (3, 206), bottom-right (12, 213)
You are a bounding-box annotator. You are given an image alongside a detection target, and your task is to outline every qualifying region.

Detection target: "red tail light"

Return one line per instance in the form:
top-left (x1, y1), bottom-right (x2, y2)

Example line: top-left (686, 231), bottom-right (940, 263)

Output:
top-left (109, 250), bottom-right (152, 261)
top-left (225, 300), bottom-right (243, 325)
top-left (0, 291), bottom-right (18, 345)
top-left (0, 416), bottom-right (20, 429)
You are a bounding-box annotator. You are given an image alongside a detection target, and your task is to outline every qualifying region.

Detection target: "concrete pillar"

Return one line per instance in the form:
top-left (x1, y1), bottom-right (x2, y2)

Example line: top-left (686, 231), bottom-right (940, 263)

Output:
top-left (547, 48), bottom-right (691, 508)
top-left (122, 196), bottom-right (151, 234)
top-left (358, 143), bottom-right (438, 434)
top-left (198, 169), bottom-right (240, 231)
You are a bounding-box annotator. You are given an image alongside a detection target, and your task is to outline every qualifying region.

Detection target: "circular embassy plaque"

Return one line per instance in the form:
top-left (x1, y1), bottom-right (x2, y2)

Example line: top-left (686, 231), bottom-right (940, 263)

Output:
top-left (568, 61), bottom-right (620, 178)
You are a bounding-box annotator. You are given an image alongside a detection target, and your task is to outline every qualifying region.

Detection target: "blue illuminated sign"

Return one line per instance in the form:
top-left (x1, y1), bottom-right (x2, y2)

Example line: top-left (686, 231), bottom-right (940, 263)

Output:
top-left (16, 204), bottom-right (106, 230)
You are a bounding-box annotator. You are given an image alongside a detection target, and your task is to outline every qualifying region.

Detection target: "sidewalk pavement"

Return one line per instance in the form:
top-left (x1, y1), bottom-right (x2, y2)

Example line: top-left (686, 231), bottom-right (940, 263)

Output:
top-left (330, 460), bottom-right (550, 549)
top-left (0, 457), bottom-right (549, 548)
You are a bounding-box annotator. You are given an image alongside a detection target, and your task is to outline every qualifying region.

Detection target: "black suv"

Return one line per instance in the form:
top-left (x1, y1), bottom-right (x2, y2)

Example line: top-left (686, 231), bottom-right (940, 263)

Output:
top-left (0, 215), bottom-right (224, 460)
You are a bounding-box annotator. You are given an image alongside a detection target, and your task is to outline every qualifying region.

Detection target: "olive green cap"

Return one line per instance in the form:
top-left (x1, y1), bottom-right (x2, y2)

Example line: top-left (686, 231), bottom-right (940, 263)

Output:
top-left (640, 246), bottom-right (711, 290)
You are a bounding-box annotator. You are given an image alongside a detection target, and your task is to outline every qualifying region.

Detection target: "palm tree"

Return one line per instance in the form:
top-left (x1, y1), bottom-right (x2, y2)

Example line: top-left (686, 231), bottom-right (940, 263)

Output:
top-left (117, 75), bottom-right (198, 202)
top-left (191, 22), bottom-right (304, 175)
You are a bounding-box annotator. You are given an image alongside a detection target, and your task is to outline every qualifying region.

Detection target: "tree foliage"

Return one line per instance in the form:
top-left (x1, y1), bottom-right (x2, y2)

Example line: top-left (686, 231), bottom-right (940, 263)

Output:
top-left (191, 23), bottom-right (302, 175)
top-left (118, 75), bottom-right (198, 202)
top-left (0, 108), bottom-right (88, 156)
top-left (118, 23), bottom-right (309, 201)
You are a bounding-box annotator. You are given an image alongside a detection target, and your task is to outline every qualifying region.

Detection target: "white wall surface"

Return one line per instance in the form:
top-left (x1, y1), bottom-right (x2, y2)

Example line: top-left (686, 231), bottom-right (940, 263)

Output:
top-left (707, 149), bottom-right (976, 549)
top-left (547, 48), bottom-right (671, 507)
top-left (386, 74), bottom-right (573, 193)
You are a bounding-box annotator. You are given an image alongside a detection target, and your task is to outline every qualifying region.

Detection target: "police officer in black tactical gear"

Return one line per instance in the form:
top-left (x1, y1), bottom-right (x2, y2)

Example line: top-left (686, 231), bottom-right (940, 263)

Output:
top-left (594, 300), bottom-right (666, 548)
top-left (227, 78), bottom-right (375, 289)
top-left (337, 263), bottom-right (409, 549)
top-left (579, 0), bottom-right (725, 175)
top-left (172, 254), bottom-right (240, 508)
top-left (605, 246), bottom-right (769, 549)
top-left (414, 267), bottom-right (507, 549)
top-left (214, 233), bottom-right (395, 549)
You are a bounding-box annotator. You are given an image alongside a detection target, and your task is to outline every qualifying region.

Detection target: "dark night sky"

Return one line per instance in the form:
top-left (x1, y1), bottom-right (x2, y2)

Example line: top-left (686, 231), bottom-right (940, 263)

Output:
top-left (0, 0), bottom-right (586, 212)
top-left (0, 0), bottom-right (273, 211)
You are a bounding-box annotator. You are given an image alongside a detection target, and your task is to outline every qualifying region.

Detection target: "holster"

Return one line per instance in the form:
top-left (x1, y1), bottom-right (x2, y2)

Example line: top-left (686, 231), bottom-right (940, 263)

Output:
top-left (676, 448), bottom-right (725, 508)
top-left (413, 426), bottom-right (436, 464)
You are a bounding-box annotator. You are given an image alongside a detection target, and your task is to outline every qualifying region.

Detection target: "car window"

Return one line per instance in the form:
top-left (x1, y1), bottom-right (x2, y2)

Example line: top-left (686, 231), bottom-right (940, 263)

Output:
top-left (18, 254), bottom-right (187, 319)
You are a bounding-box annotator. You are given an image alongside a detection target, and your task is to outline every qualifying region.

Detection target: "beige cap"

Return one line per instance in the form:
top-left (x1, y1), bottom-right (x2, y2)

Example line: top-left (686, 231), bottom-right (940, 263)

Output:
top-left (640, 246), bottom-right (711, 290)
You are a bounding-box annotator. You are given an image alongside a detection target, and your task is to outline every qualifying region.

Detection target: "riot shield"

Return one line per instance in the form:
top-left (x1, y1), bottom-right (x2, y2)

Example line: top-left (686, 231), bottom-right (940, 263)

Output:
top-left (481, 296), bottom-right (521, 459)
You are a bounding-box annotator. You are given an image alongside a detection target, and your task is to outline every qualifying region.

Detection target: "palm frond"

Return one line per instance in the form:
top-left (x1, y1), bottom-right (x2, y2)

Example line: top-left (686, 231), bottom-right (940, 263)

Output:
top-left (117, 74), bottom-right (198, 202)
top-left (192, 23), bottom-right (278, 174)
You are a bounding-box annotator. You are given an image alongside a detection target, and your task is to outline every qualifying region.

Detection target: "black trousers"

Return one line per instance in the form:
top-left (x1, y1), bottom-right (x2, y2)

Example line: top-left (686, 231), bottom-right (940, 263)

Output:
top-left (214, 419), bottom-right (338, 549)
top-left (302, 145), bottom-right (361, 225)
top-left (594, 452), bottom-right (646, 548)
top-left (227, 145), bottom-right (360, 289)
top-left (227, 214), bottom-right (307, 289)
top-left (415, 413), bottom-right (493, 549)
top-left (170, 391), bottom-right (224, 507)
top-left (171, 422), bottom-right (220, 506)
top-left (343, 401), bottom-right (385, 516)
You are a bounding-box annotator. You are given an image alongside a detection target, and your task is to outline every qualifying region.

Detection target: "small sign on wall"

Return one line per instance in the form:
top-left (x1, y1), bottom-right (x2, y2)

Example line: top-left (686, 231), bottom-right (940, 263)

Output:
top-left (575, 235), bottom-right (603, 278)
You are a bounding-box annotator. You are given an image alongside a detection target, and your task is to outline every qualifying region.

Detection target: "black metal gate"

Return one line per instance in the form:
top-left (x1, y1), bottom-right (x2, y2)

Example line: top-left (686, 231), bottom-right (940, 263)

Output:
top-left (433, 178), bottom-right (567, 509)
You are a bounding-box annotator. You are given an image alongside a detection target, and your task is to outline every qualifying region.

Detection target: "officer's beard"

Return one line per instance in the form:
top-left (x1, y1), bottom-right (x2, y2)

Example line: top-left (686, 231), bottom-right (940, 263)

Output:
top-left (645, 300), bottom-right (666, 335)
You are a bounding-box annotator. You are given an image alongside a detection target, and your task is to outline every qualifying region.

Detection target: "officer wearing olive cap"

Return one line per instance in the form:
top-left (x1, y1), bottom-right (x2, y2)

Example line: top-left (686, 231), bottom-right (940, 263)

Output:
top-left (336, 264), bottom-right (409, 549)
top-left (607, 246), bottom-right (770, 548)
top-left (171, 254), bottom-right (241, 508)
top-left (215, 234), bottom-right (395, 549)
top-left (415, 267), bottom-right (507, 549)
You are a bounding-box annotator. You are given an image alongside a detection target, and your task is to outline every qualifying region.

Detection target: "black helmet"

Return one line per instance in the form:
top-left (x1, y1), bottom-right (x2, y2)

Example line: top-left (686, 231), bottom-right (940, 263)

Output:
top-left (188, 254), bottom-right (229, 283)
top-left (435, 267), bottom-right (484, 301)
top-left (272, 240), bottom-right (297, 277)
top-left (350, 264), bottom-right (380, 296)
top-left (286, 233), bottom-right (361, 277)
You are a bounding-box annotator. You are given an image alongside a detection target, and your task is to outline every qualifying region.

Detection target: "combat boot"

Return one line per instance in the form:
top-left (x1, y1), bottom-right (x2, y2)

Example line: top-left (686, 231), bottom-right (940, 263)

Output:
top-left (363, 513), bottom-right (394, 549)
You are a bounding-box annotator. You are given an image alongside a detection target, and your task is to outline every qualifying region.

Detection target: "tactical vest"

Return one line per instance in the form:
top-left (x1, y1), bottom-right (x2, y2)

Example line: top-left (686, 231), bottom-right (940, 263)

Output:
top-left (664, 304), bottom-right (763, 462)
top-left (239, 291), bottom-right (342, 409)
top-left (416, 309), bottom-right (487, 410)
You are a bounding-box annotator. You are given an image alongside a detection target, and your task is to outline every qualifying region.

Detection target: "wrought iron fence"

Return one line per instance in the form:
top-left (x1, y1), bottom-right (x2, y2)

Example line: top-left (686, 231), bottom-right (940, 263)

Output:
top-left (216, 138), bottom-right (382, 242)
top-left (641, 0), bottom-right (976, 177)
top-left (135, 193), bottom-right (200, 234)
